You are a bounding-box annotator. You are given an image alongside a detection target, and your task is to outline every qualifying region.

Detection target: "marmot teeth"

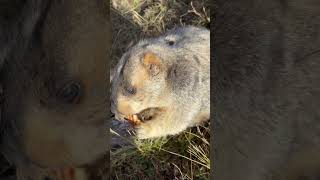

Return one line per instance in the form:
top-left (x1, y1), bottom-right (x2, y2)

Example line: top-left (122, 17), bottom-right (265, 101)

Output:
top-left (125, 114), bottom-right (142, 126)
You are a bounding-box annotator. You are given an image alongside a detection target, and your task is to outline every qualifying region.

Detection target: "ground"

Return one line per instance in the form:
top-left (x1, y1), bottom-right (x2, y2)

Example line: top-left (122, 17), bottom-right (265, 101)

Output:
top-left (109, 0), bottom-right (210, 179)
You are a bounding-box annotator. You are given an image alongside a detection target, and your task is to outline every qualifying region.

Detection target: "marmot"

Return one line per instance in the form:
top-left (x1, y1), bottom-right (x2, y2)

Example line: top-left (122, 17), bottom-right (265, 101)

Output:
top-left (111, 26), bottom-right (210, 139)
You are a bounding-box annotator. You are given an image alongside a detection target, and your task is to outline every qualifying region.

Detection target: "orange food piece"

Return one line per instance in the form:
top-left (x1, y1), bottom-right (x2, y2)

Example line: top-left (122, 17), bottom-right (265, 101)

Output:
top-left (126, 114), bottom-right (142, 126)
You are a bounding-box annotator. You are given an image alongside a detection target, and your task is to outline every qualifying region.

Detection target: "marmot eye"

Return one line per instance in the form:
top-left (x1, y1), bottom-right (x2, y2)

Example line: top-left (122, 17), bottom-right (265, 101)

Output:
top-left (126, 86), bottom-right (136, 95)
top-left (57, 81), bottom-right (82, 104)
top-left (167, 40), bottom-right (175, 46)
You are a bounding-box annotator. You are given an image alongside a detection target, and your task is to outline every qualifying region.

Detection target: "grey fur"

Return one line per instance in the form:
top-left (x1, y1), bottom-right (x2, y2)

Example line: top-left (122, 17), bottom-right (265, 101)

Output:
top-left (111, 26), bottom-right (210, 139)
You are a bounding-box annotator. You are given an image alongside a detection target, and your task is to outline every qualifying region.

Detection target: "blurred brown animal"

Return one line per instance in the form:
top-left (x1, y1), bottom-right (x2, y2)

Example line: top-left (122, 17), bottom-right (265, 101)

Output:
top-left (0, 0), bottom-right (109, 179)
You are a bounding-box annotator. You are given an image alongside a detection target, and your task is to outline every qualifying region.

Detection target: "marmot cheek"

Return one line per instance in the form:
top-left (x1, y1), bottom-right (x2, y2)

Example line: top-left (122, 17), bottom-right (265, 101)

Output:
top-left (116, 99), bottom-right (135, 116)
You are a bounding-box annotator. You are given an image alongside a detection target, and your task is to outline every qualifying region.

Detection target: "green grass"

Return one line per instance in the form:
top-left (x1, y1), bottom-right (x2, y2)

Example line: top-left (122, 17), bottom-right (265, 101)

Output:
top-left (110, 0), bottom-right (210, 179)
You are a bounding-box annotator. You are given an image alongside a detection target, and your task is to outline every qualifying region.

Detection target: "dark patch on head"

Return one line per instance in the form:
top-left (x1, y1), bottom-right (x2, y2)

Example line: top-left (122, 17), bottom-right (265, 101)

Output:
top-left (167, 62), bottom-right (193, 90)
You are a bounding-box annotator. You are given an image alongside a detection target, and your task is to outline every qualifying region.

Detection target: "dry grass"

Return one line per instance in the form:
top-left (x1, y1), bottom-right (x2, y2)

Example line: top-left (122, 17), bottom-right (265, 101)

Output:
top-left (111, 123), bottom-right (210, 180)
top-left (110, 0), bottom-right (210, 67)
top-left (109, 0), bottom-right (210, 179)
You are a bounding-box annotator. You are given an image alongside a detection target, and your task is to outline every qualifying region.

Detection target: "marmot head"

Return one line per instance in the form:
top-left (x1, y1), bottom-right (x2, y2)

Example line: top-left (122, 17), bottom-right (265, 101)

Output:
top-left (111, 50), bottom-right (171, 120)
top-left (111, 26), bottom-right (205, 121)
top-left (111, 28), bottom-right (204, 119)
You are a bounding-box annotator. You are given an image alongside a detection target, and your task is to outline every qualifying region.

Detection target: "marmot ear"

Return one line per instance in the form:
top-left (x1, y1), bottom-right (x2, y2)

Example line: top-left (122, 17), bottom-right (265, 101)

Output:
top-left (142, 52), bottom-right (162, 76)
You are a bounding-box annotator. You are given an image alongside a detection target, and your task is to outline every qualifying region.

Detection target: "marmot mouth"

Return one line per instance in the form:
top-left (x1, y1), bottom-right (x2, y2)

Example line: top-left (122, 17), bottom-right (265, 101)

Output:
top-left (124, 107), bottom-right (164, 126)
